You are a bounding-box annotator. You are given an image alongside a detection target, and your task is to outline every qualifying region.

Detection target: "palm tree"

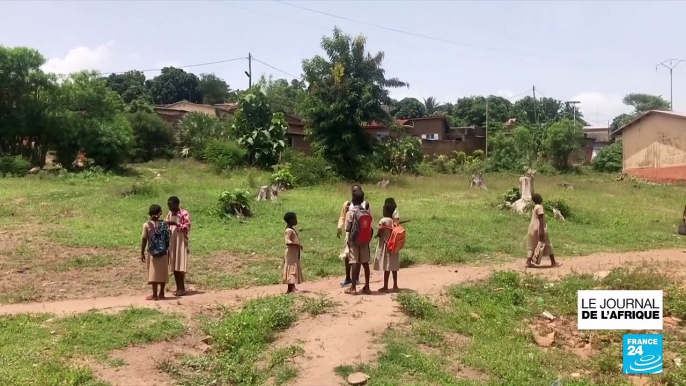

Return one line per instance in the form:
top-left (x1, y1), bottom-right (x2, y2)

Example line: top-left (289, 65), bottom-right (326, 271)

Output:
top-left (423, 96), bottom-right (442, 115)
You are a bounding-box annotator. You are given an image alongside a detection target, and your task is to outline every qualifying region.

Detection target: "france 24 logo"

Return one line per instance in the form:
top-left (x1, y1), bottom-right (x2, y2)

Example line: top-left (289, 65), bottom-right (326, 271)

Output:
top-left (622, 334), bottom-right (663, 374)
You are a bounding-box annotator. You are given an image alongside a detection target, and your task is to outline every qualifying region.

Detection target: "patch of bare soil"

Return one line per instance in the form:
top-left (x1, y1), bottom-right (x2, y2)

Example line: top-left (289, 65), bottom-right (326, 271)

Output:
top-left (2, 249), bottom-right (685, 385)
top-left (86, 332), bottom-right (204, 386)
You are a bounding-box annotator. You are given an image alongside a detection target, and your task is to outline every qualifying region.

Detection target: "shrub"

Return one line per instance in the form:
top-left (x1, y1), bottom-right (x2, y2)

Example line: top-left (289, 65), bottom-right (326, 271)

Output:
top-left (592, 141), bottom-right (622, 173)
top-left (452, 151), bottom-right (467, 165)
top-left (376, 136), bottom-right (423, 174)
top-left (217, 188), bottom-right (252, 218)
top-left (233, 92), bottom-right (287, 168)
top-left (121, 180), bottom-right (158, 198)
top-left (395, 291), bottom-right (436, 319)
top-left (431, 155), bottom-right (452, 174)
top-left (271, 164), bottom-right (295, 189)
top-left (471, 149), bottom-right (485, 160)
top-left (287, 153), bottom-right (338, 187)
top-left (545, 198), bottom-right (572, 219)
top-left (126, 112), bottom-right (175, 162)
top-left (501, 187), bottom-right (521, 204)
top-left (0, 156), bottom-right (30, 176)
top-left (178, 112), bottom-right (229, 159)
top-left (203, 140), bottom-right (246, 173)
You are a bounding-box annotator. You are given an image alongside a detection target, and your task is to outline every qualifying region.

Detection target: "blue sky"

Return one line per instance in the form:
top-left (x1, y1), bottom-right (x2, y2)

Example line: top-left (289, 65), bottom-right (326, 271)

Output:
top-left (2, 1), bottom-right (686, 125)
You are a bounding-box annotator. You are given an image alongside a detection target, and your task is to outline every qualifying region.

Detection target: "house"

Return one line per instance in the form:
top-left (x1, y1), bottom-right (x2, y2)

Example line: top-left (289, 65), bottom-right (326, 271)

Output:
top-left (153, 100), bottom-right (234, 125)
top-left (612, 110), bottom-right (686, 181)
top-left (583, 125), bottom-right (612, 162)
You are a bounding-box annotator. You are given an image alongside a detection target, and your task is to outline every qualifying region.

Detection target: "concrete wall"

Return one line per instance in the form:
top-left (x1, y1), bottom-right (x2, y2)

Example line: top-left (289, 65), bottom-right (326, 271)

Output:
top-left (623, 113), bottom-right (686, 170)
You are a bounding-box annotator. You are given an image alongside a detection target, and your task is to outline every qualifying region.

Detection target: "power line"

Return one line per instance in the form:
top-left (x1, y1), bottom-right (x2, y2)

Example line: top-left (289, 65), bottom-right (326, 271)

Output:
top-left (506, 89), bottom-right (532, 101)
top-left (274, 0), bottom-right (579, 64)
top-left (57, 56), bottom-right (247, 77)
top-left (252, 57), bottom-right (299, 79)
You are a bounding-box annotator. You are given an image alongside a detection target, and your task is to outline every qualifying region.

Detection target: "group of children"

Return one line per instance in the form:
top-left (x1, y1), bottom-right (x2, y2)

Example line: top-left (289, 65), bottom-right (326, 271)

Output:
top-left (282, 184), bottom-right (406, 295)
top-left (140, 196), bottom-right (191, 301)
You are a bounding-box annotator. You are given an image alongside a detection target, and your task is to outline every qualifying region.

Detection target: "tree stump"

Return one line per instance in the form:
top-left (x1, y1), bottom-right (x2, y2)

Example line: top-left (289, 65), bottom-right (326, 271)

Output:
top-left (511, 169), bottom-right (535, 214)
top-left (469, 172), bottom-right (487, 190)
top-left (256, 185), bottom-right (279, 201)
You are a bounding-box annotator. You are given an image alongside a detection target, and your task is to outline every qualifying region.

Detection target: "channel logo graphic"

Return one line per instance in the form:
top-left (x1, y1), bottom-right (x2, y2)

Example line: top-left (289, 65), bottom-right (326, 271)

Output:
top-left (622, 334), bottom-right (663, 374)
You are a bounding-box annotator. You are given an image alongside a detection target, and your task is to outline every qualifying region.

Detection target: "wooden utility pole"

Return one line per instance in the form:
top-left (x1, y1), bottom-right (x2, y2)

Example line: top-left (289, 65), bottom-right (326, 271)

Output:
top-left (485, 98), bottom-right (489, 158)
top-left (245, 53), bottom-right (253, 88)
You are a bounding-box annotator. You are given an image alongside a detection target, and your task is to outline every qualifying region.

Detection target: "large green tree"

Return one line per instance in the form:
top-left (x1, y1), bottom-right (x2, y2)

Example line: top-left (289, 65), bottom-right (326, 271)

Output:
top-left (0, 46), bottom-right (59, 166)
top-left (452, 95), bottom-right (512, 128)
top-left (623, 93), bottom-right (670, 114)
top-left (199, 73), bottom-right (231, 105)
top-left (391, 97), bottom-right (426, 119)
top-left (544, 119), bottom-right (583, 170)
top-left (423, 96), bottom-right (441, 116)
top-left (300, 28), bottom-right (407, 179)
top-left (104, 71), bottom-right (149, 104)
top-left (147, 67), bottom-right (202, 105)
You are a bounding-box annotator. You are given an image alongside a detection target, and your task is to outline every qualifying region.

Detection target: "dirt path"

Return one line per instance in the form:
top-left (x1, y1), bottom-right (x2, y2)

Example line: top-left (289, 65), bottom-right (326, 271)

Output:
top-left (1, 249), bottom-right (683, 386)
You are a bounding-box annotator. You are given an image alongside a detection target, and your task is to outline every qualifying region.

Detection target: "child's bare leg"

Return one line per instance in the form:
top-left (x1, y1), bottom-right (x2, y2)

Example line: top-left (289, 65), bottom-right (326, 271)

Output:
top-left (379, 271), bottom-right (390, 292)
top-left (346, 263), bottom-right (361, 294)
top-left (392, 271), bottom-right (399, 291)
top-left (550, 255), bottom-right (562, 267)
top-left (345, 258), bottom-right (352, 281)
top-left (361, 263), bottom-right (371, 294)
top-left (286, 284), bottom-right (294, 294)
top-left (158, 283), bottom-right (166, 299)
top-left (147, 284), bottom-right (158, 301)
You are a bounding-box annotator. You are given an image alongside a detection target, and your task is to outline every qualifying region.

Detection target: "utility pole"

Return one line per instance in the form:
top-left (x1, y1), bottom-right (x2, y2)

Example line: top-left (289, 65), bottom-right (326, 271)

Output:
top-left (532, 85), bottom-right (538, 126)
top-left (656, 59), bottom-right (685, 111)
top-left (566, 100), bottom-right (581, 125)
top-left (485, 98), bottom-right (489, 158)
top-left (245, 53), bottom-right (252, 89)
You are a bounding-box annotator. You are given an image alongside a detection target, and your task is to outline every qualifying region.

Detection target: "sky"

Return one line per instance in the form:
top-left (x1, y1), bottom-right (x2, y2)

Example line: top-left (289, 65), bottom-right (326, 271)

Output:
top-left (2, 0), bottom-right (686, 126)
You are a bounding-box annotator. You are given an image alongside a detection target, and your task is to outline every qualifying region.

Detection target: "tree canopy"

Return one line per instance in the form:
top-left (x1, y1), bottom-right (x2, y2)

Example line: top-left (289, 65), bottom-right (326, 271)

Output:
top-left (199, 73), bottom-right (231, 105)
top-left (300, 28), bottom-right (407, 180)
top-left (147, 67), bottom-right (203, 105)
top-left (391, 97), bottom-right (426, 119)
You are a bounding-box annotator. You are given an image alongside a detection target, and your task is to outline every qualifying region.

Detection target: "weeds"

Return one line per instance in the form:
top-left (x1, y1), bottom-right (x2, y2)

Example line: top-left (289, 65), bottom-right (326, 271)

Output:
top-left (299, 294), bottom-right (339, 316)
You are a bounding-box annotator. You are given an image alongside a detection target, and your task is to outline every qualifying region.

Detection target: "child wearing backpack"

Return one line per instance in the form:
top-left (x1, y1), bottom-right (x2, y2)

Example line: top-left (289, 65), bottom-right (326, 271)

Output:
top-left (282, 211), bottom-right (304, 294)
top-left (374, 198), bottom-right (405, 292)
top-left (344, 190), bottom-right (373, 295)
top-left (140, 204), bottom-right (170, 301)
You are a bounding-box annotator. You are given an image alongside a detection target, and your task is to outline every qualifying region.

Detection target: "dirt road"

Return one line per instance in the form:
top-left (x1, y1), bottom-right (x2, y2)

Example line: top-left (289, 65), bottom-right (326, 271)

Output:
top-left (1, 249), bottom-right (682, 386)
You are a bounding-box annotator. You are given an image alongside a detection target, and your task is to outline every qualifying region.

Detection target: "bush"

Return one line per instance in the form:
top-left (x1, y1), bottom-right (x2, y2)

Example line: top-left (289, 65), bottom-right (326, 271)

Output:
top-left (0, 156), bottom-right (30, 176)
top-left (217, 188), bottom-right (252, 218)
top-left (121, 180), bottom-right (158, 198)
top-left (78, 114), bottom-right (134, 170)
top-left (395, 291), bottom-right (436, 319)
top-left (545, 198), bottom-right (572, 219)
top-left (592, 141), bottom-right (622, 173)
top-left (287, 153), bottom-right (338, 187)
top-left (178, 112), bottom-right (230, 159)
top-left (501, 187), bottom-right (521, 204)
top-left (126, 112), bottom-right (175, 162)
top-left (376, 136), bottom-right (423, 174)
top-left (271, 164), bottom-right (295, 189)
top-left (203, 140), bottom-right (246, 173)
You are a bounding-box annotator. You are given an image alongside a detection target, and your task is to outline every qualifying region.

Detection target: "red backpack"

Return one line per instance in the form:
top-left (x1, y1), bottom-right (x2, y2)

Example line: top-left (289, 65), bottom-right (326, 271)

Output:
top-left (350, 207), bottom-right (373, 246)
top-left (381, 222), bottom-right (406, 254)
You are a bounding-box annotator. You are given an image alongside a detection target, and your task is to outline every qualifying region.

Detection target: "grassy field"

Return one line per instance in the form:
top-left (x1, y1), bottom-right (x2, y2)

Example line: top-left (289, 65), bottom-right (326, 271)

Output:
top-left (1, 159), bottom-right (685, 302)
top-left (0, 308), bottom-right (186, 385)
top-left (335, 266), bottom-right (686, 385)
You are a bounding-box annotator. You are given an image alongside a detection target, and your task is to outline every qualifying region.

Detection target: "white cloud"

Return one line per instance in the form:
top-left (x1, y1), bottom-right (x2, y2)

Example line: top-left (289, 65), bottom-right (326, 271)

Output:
top-left (496, 89), bottom-right (514, 98)
top-left (569, 92), bottom-right (632, 125)
top-left (42, 41), bottom-right (114, 75)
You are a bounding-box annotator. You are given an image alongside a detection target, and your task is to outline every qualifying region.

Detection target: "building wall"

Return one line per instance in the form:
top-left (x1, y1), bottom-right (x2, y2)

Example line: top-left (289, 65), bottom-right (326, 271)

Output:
top-left (288, 134), bottom-right (312, 155)
top-left (421, 137), bottom-right (485, 158)
top-left (623, 114), bottom-right (686, 170)
top-left (405, 119), bottom-right (447, 140)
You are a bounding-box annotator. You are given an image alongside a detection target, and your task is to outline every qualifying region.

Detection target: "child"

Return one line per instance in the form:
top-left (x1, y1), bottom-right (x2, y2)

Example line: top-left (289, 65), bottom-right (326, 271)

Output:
top-left (384, 197), bottom-right (400, 225)
top-left (344, 190), bottom-right (372, 295)
top-left (374, 199), bottom-right (401, 292)
top-left (526, 193), bottom-right (562, 268)
top-left (337, 184), bottom-right (370, 286)
top-left (140, 204), bottom-right (170, 301)
top-left (166, 196), bottom-right (191, 296)
top-left (282, 212), bottom-right (304, 294)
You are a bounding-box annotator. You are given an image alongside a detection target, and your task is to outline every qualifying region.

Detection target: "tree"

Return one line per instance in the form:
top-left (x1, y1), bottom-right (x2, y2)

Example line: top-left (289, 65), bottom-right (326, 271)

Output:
top-left (55, 71), bottom-right (132, 169)
top-left (254, 75), bottom-right (305, 115)
top-left (147, 67), bottom-right (202, 105)
top-left (559, 102), bottom-right (587, 126)
top-left (423, 97), bottom-right (441, 115)
top-left (391, 97), bottom-right (426, 119)
top-left (232, 91), bottom-right (287, 168)
top-left (300, 28), bottom-right (407, 180)
top-left (592, 140), bottom-right (623, 173)
top-left (623, 93), bottom-right (670, 114)
top-left (126, 112), bottom-right (174, 162)
top-left (452, 95), bottom-right (512, 128)
top-left (610, 113), bottom-right (635, 132)
top-left (512, 96), bottom-right (563, 125)
top-left (177, 112), bottom-right (230, 159)
top-left (0, 46), bottom-right (58, 167)
top-left (544, 119), bottom-right (583, 170)
top-left (104, 71), bottom-right (149, 104)
top-left (199, 73), bottom-right (230, 105)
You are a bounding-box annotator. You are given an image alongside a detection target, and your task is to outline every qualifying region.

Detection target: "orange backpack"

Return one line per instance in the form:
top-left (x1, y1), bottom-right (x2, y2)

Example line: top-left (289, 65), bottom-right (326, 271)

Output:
top-left (381, 222), bottom-right (406, 254)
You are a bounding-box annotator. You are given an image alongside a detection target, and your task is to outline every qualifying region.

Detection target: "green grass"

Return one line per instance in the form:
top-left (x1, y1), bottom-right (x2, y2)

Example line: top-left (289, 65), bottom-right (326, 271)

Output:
top-left (0, 308), bottom-right (186, 386)
top-left (2, 159), bottom-right (686, 292)
top-left (299, 294), bottom-right (339, 316)
top-left (336, 266), bottom-right (686, 386)
top-left (163, 295), bottom-right (302, 386)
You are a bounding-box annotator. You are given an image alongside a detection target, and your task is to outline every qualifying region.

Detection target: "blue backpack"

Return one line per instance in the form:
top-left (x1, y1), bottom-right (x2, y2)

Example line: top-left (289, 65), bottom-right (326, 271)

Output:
top-left (147, 221), bottom-right (170, 257)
